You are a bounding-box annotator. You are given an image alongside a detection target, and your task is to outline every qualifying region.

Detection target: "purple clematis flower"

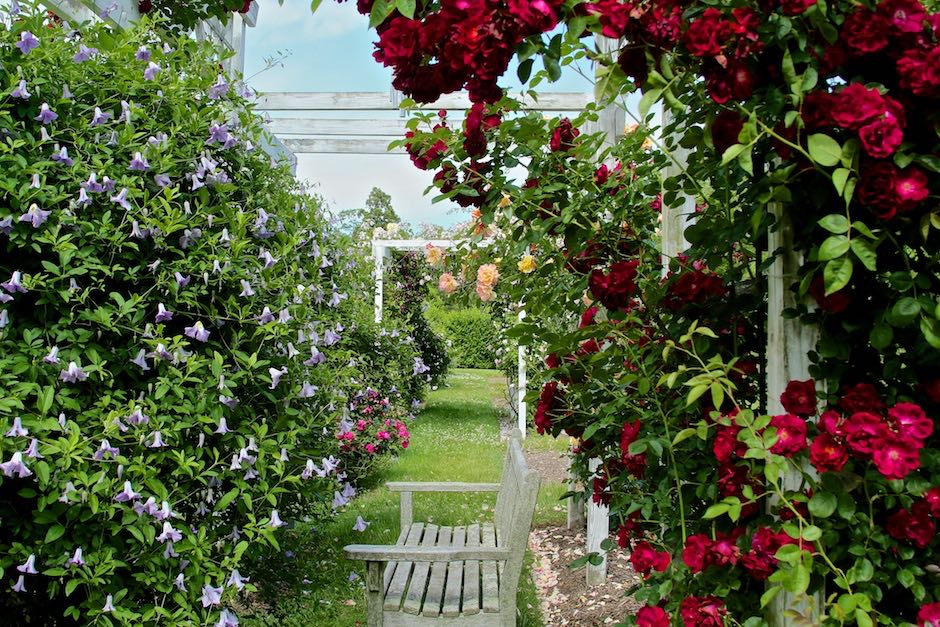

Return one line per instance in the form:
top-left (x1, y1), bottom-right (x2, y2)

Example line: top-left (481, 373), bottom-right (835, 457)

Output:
top-left (268, 367), bottom-right (286, 389)
top-left (280, 448), bottom-right (289, 462)
top-left (118, 100), bottom-right (132, 123)
top-left (17, 554), bottom-right (38, 575)
top-left (2, 271), bottom-right (26, 293)
top-left (12, 575), bottom-right (26, 593)
top-left (16, 31), bottom-right (39, 55)
top-left (127, 408), bottom-right (149, 426)
top-left (51, 147), bottom-right (73, 166)
top-left (34, 103), bottom-right (57, 124)
top-left (134, 496), bottom-right (159, 517)
top-left (322, 456), bottom-right (340, 474)
top-left (174, 574), bottom-right (186, 592)
top-left (25, 438), bottom-right (42, 459)
top-left (130, 221), bottom-right (147, 239)
top-left (216, 609), bottom-right (239, 627)
top-left (82, 173), bottom-right (104, 193)
top-left (155, 500), bottom-right (174, 521)
top-left (29, 173), bottom-right (40, 189)
top-left (135, 46), bottom-right (150, 61)
top-left (8, 0), bottom-right (20, 16)
top-left (259, 249), bottom-right (276, 268)
top-left (114, 481), bottom-right (140, 502)
top-left (342, 483), bottom-right (357, 500)
top-left (76, 188), bottom-right (92, 207)
top-left (239, 280), bottom-right (254, 297)
top-left (302, 459), bottom-right (326, 480)
top-left (206, 123), bottom-right (230, 146)
top-left (6, 416), bottom-right (28, 438)
top-left (175, 272), bottom-right (190, 288)
top-left (147, 431), bottom-right (166, 448)
top-left (298, 382), bottom-right (318, 398)
top-left (332, 491), bottom-right (349, 509)
top-left (184, 321), bottom-right (210, 342)
top-left (144, 62), bottom-right (161, 81)
top-left (323, 330), bottom-right (341, 346)
top-left (110, 188), bottom-right (131, 210)
top-left (73, 44), bottom-right (97, 62)
top-left (0, 310), bottom-right (9, 328)
top-left (131, 349), bottom-right (150, 371)
top-left (60, 362), bottom-right (88, 383)
top-left (94, 439), bottom-right (119, 460)
top-left (0, 452), bottom-right (31, 478)
top-left (67, 547), bottom-right (85, 567)
top-left (129, 152), bottom-right (149, 171)
top-left (42, 346), bottom-right (59, 364)
top-left (353, 516), bottom-right (370, 532)
top-left (269, 509), bottom-right (286, 528)
top-left (102, 595), bottom-right (115, 613)
top-left (101, 176), bottom-right (116, 192)
top-left (227, 569), bottom-right (248, 590)
top-left (0, 293), bottom-right (12, 304)
top-left (11, 80), bottom-right (30, 99)
top-left (148, 132), bottom-right (168, 147)
top-left (155, 303), bottom-right (173, 323)
top-left (303, 347), bottom-right (326, 367)
top-left (215, 417), bottom-right (231, 434)
top-left (1, 217), bottom-right (14, 235)
top-left (278, 308), bottom-right (291, 324)
top-left (19, 203), bottom-right (51, 228)
top-left (328, 290), bottom-right (347, 308)
top-left (219, 395), bottom-right (239, 409)
top-left (156, 521), bottom-right (182, 543)
top-left (258, 307), bottom-right (275, 324)
top-left (90, 107), bottom-right (111, 126)
top-left (201, 584), bottom-right (223, 607)
top-left (208, 74), bottom-right (229, 100)
top-left (62, 84), bottom-right (72, 99)
top-left (154, 173), bottom-right (171, 188)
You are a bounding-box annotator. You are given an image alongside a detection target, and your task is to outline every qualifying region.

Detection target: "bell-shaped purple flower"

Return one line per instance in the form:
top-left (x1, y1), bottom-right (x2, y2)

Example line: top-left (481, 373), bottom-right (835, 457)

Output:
top-left (258, 307), bottom-right (275, 324)
top-left (278, 308), bottom-right (291, 324)
top-left (156, 521), bottom-right (182, 543)
top-left (155, 500), bottom-right (174, 521)
top-left (155, 303), bottom-right (173, 323)
top-left (43, 346), bottom-right (59, 364)
top-left (16, 554), bottom-right (37, 575)
top-left (175, 272), bottom-right (190, 288)
top-left (60, 362), bottom-right (88, 383)
top-left (269, 509), bottom-right (286, 528)
top-left (110, 188), bottom-right (131, 210)
top-left (303, 347), bottom-right (326, 367)
top-left (342, 483), bottom-right (357, 499)
top-left (201, 584), bottom-right (223, 607)
top-left (144, 62), bottom-right (161, 81)
top-left (16, 31), bottom-right (39, 55)
top-left (323, 330), bottom-right (341, 346)
top-left (227, 569), bottom-right (248, 590)
top-left (332, 490), bottom-right (349, 509)
top-left (215, 417), bottom-right (231, 434)
top-left (131, 349), bottom-right (150, 371)
top-left (127, 408), bottom-right (149, 426)
top-left (11, 79), bottom-right (30, 99)
top-left (6, 416), bottom-right (28, 438)
top-left (114, 480), bottom-right (140, 502)
top-left (206, 123), bottom-right (230, 146)
top-left (184, 321), bottom-right (210, 342)
top-left (239, 280), bottom-right (255, 297)
top-left (0, 310), bottom-right (9, 328)
top-left (298, 382), bottom-right (318, 398)
top-left (62, 84), bottom-right (72, 99)
top-left (76, 188), bottom-right (92, 207)
top-left (147, 431), bottom-right (166, 448)
top-left (134, 496), bottom-right (159, 517)
top-left (82, 173), bottom-right (104, 193)
top-left (268, 367), bottom-right (286, 389)
top-left (90, 107), bottom-right (111, 126)
top-left (117, 100), bottom-right (132, 123)
top-left (154, 173), bottom-right (171, 188)
top-left (19, 203), bottom-right (51, 227)
top-left (174, 573), bottom-right (186, 591)
top-left (34, 103), bottom-right (57, 125)
top-left (208, 74), bottom-right (229, 100)
top-left (259, 249), bottom-right (277, 268)
top-left (2, 270), bottom-right (27, 294)
top-left (216, 609), bottom-right (239, 627)
top-left (94, 439), bottom-right (120, 460)
top-left (322, 456), bottom-right (339, 474)
top-left (219, 395), bottom-right (239, 409)
top-left (135, 45), bottom-right (150, 61)
top-left (129, 152), bottom-right (149, 171)
top-left (12, 575), bottom-right (26, 593)
top-left (102, 594), bottom-right (115, 613)
top-left (67, 547), bottom-right (85, 567)
top-left (353, 516), bottom-right (370, 532)
top-left (25, 438), bottom-right (42, 459)
top-left (73, 44), bottom-right (97, 62)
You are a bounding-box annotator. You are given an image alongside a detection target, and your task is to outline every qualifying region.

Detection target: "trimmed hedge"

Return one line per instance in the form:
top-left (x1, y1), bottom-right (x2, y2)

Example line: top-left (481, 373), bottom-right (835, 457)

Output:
top-left (427, 305), bottom-right (498, 369)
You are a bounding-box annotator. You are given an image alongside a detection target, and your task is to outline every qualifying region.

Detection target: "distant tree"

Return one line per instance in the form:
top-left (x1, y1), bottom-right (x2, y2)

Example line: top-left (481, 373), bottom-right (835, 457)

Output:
top-left (333, 187), bottom-right (410, 238)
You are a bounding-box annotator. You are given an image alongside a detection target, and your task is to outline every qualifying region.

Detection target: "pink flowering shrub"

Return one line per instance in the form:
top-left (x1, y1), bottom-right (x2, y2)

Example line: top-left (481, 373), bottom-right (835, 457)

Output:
top-left (337, 388), bottom-right (412, 480)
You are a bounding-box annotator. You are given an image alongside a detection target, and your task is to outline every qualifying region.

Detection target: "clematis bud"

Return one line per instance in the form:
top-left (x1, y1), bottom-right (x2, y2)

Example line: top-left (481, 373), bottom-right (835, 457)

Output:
top-left (16, 554), bottom-right (38, 574)
top-left (269, 509), bottom-right (286, 528)
top-left (25, 438), bottom-right (42, 459)
top-left (114, 480), bottom-right (141, 502)
top-left (5, 416), bottom-right (28, 437)
top-left (102, 594), bottom-right (115, 613)
top-left (60, 362), bottom-right (88, 383)
top-left (67, 547), bottom-right (85, 567)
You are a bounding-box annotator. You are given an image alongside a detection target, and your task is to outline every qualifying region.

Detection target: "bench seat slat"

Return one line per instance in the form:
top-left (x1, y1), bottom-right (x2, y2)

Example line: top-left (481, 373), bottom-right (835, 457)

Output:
top-left (383, 527), bottom-right (409, 591)
top-left (421, 526), bottom-right (452, 617)
top-left (383, 523), bottom-right (424, 611)
top-left (480, 523), bottom-right (500, 613)
top-left (462, 523), bottom-right (482, 616)
top-left (442, 526), bottom-right (466, 617)
top-left (401, 524), bottom-right (438, 614)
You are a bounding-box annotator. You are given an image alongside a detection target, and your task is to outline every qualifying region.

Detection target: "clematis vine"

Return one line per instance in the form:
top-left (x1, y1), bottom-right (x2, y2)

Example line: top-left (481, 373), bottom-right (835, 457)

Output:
top-left (110, 188), bottom-right (131, 210)
top-left (184, 321), bottom-right (210, 342)
top-left (34, 103), bottom-right (57, 125)
top-left (269, 509), bottom-right (286, 528)
top-left (90, 107), bottom-right (111, 126)
top-left (353, 516), bottom-right (370, 532)
top-left (114, 480), bottom-right (141, 502)
top-left (175, 272), bottom-right (191, 288)
top-left (12, 576), bottom-right (26, 593)
top-left (15, 31), bottom-right (39, 54)
top-left (156, 521), bottom-right (182, 543)
top-left (239, 280), bottom-right (255, 297)
top-left (19, 203), bottom-right (51, 228)
top-left (155, 303), bottom-right (173, 322)
top-left (227, 569), bottom-right (248, 590)
top-left (303, 347), bottom-right (326, 366)
top-left (143, 62), bottom-right (161, 81)
top-left (11, 79), bottom-right (30, 99)
top-left (129, 152), bottom-right (149, 171)
top-left (298, 382), bottom-right (318, 398)
top-left (3, 270), bottom-right (27, 293)
top-left (25, 439), bottom-right (42, 459)
top-left (94, 440), bottom-right (120, 460)
top-left (208, 74), bottom-right (229, 99)
top-left (269, 367), bottom-right (287, 389)
top-left (43, 346), bottom-right (59, 364)
top-left (67, 547), bottom-right (85, 567)
top-left (73, 44), bottom-right (97, 62)
top-left (147, 431), bottom-right (166, 448)
top-left (0, 452), bottom-right (32, 478)
top-left (5, 416), bottom-right (28, 437)
top-left (131, 349), bottom-right (150, 370)
top-left (60, 361), bottom-right (88, 383)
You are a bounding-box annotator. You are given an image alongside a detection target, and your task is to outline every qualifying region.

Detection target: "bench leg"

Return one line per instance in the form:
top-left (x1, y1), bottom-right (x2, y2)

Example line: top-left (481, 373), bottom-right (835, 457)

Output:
top-left (366, 561), bottom-right (384, 626)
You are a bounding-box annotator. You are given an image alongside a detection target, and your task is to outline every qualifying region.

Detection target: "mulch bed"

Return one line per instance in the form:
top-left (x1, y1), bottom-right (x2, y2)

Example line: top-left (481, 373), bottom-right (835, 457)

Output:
top-left (529, 525), bottom-right (643, 625)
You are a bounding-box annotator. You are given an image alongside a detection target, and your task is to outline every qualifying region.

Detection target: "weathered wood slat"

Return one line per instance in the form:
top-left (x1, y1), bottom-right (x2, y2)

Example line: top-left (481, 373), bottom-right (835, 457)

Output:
top-left (384, 527), bottom-right (410, 591)
top-left (346, 545), bottom-right (509, 562)
top-left (280, 138), bottom-right (404, 155)
top-left (387, 482), bottom-right (501, 493)
top-left (266, 117), bottom-right (411, 137)
top-left (402, 525), bottom-right (439, 615)
top-left (422, 526), bottom-right (452, 617)
top-left (256, 91), bottom-right (591, 112)
top-left (462, 524), bottom-right (482, 616)
top-left (383, 523), bottom-right (424, 611)
top-left (480, 524), bottom-right (500, 613)
top-left (442, 526), bottom-right (466, 617)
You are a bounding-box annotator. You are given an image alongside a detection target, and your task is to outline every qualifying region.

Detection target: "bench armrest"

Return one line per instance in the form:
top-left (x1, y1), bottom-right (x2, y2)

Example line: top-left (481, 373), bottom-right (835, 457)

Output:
top-left (386, 482), bottom-right (501, 492)
top-left (345, 544), bottom-right (510, 562)
top-left (387, 482), bottom-right (501, 529)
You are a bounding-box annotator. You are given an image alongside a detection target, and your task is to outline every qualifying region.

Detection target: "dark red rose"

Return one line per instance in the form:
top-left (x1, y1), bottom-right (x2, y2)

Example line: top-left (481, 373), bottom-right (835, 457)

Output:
top-left (808, 276), bottom-right (851, 313)
top-left (887, 502), bottom-right (936, 548)
top-left (507, 0), bottom-right (563, 34)
top-left (844, 411), bottom-right (890, 455)
top-left (879, 0), bottom-right (927, 33)
top-left (682, 534), bottom-right (711, 573)
top-left (545, 353), bottom-right (561, 369)
top-left (138, 0), bottom-right (153, 12)
top-left (888, 402), bottom-right (933, 441)
top-left (713, 424), bottom-right (746, 463)
top-left (781, 379), bottom-right (817, 416)
top-left (831, 83), bottom-right (886, 129)
top-left (550, 118), bottom-right (580, 152)
top-left (630, 541), bottom-right (671, 576)
top-left (580, 306), bottom-right (599, 328)
top-left (463, 102), bottom-right (500, 157)
top-left (595, 164), bottom-right (611, 185)
top-left (679, 596), bottom-right (727, 627)
top-left (742, 527), bottom-right (800, 579)
top-left (857, 161), bottom-right (901, 219)
top-left (589, 260), bottom-right (640, 311)
top-left (769, 414), bottom-right (808, 456)
top-left (616, 511), bottom-right (641, 547)
top-left (705, 61), bottom-right (754, 103)
top-left (641, 5), bottom-right (683, 47)
top-left (842, 9), bottom-right (891, 54)
top-left (896, 166), bottom-right (930, 212)
top-left (684, 8), bottom-right (731, 57)
top-left (873, 435), bottom-right (922, 479)
top-left (840, 383), bottom-right (885, 414)
top-left (664, 269), bottom-right (727, 311)
top-left (617, 46), bottom-right (649, 87)
top-left (897, 46), bottom-right (940, 98)
top-left (809, 433), bottom-right (849, 472)
top-left (918, 602), bottom-right (940, 627)
top-left (780, 0), bottom-right (816, 16)
top-left (636, 606), bottom-right (670, 627)
top-left (534, 381), bottom-right (560, 434)
top-left (239, 0), bottom-right (252, 13)
top-left (819, 410), bottom-right (846, 437)
top-left (587, 0), bottom-right (633, 39)
top-left (621, 419), bottom-right (642, 457)
top-left (801, 91), bottom-right (835, 130)
top-left (711, 110), bottom-right (745, 155)
top-left (924, 487), bottom-right (940, 518)
top-left (859, 116), bottom-right (904, 158)
top-left (592, 475), bottom-right (610, 505)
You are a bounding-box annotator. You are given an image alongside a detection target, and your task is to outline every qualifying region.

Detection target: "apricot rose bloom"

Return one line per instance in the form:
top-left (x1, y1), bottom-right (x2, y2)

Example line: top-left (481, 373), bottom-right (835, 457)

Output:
top-left (477, 263), bottom-right (499, 287)
top-left (476, 282), bottom-right (495, 301)
top-left (438, 273), bottom-right (458, 294)
top-left (424, 244), bottom-right (444, 267)
top-left (517, 254), bottom-right (537, 274)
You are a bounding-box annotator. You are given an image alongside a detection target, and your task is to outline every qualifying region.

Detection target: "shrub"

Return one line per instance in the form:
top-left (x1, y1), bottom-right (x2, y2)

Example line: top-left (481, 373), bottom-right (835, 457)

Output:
top-left (337, 389), bottom-right (411, 481)
top-left (426, 305), bottom-right (497, 369)
top-left (0, 10), bottom-right (354, 625)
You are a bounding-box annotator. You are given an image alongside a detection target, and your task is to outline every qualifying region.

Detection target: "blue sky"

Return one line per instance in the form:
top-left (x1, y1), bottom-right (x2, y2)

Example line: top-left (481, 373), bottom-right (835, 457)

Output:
top-left (244, 0), bottom-right (593, 227)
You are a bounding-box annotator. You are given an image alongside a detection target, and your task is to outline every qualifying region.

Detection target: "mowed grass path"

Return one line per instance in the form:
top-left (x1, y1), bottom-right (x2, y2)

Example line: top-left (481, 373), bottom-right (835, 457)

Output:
top-left (243, 369), bottom-right (567, 626)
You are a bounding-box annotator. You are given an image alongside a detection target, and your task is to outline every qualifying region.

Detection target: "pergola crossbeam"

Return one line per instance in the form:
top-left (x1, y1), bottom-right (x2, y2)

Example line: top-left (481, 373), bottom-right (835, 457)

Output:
top-left (279, 138), bottom-right (403, 155)
top-left (257, 91), bottom-right (592, 112)
top-left (267, 118), bottom-right (411, 137)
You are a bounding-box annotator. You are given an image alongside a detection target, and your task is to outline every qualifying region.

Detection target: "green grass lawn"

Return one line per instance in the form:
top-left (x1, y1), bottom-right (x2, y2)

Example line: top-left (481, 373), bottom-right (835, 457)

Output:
top-left (242, 369), bottom-right (568, 626)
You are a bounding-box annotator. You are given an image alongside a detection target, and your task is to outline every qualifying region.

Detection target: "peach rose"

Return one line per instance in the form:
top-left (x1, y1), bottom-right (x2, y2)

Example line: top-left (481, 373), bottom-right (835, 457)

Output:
top-left (477, 263), bottom-right (499, 287)
top-left (425, 244), bottom-right (444, 267)
top-left (438, 272), bottom-right (458, 294)
top-left (476, 282), bottom-right (495, 301)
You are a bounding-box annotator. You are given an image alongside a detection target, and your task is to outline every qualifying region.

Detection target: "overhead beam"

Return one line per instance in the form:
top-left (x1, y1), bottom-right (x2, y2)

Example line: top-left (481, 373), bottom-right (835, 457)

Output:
top-left (266, 118), bottom-right (412, 137)
top-left (280, 138), bottom-right (404, 154)
top-left (256, 91), bottom-right (591, 112)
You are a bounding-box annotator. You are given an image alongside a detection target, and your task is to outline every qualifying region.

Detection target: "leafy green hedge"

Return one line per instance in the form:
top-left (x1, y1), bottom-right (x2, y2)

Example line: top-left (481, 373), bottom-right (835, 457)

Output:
top-left (426, 305), bottom-right (498, 369)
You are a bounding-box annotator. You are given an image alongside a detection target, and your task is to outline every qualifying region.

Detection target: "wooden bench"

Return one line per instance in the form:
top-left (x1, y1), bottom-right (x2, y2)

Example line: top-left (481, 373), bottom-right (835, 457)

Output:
top-left (345, 431), bottom-right (540, 626)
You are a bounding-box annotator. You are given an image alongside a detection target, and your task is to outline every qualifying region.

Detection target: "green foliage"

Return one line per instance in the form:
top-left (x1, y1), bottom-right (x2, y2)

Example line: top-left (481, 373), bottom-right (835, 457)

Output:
top-left (0, 10), bottom-right (363, 624)
top-left (426, 304), bottom-right (498, 369)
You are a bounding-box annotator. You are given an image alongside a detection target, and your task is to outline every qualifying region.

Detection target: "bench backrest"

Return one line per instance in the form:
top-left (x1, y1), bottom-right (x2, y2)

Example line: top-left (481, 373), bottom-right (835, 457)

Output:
top-left (493, 430), bottom-right (540, 615)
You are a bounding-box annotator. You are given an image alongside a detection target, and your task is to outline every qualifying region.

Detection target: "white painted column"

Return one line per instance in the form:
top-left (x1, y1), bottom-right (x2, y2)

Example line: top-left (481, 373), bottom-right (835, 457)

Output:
top-left (586, 457), bottom-right (609, 585)
top-left (660, 106), bottom-right (694, 275)
top-left (517, 310), bottom-right (527, 438)
top-left (373, 242), bottom-right (386, 323)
